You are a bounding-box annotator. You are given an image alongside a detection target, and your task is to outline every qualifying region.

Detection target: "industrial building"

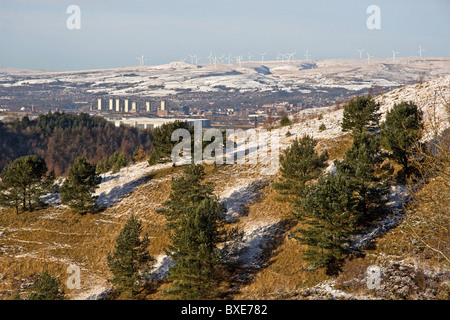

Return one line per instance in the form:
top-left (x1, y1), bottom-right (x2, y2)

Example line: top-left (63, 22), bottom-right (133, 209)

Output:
top-left (111, 117), bottom-right (211, 130)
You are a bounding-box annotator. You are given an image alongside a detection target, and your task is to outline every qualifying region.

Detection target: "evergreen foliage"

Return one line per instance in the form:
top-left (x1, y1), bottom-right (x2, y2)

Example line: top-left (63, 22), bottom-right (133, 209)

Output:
top-left (158, 165), bottom-right (228, 299)
top-left (28, 271), bottom-right (64, 300)
top-left (319, 123), bottom-right (326, 131)
top-left (60, 156), bottom-right (101, 213)
top-left (296, 173), bottom-right (358, 274)
top-left (109, 151), bottom-right (130, 173)
top-left (148, 121), bottom-right (194, 165)
top-left (274, 135), bottom-right (328, 200)
top-left (0, 155), bottom-right (54, 214)
top-left (0, 112), bottom-right (152, 176)
top-left (336, 131), bottom-right (391, 223)
top-left (107, 214), bottom-right (154, 299)
top-left (280, 115), bottom-right (291, 127)
top-left (380, 101), bottom-right (424, 171)
top-left (341, 96), bottom-right (381, 135)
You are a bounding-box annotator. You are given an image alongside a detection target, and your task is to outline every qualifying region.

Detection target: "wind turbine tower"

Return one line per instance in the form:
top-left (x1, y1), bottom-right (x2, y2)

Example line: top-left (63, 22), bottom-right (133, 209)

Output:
top-left (207, 52), bottom-right (214, 64)
top-left (137, 55), bottom-right (146, 66)
top-left (418, 45), bottom-right (425, 58)
top-left (392, 50), bottom-right (399, 62)
top-left (304, 50), bottom-right (311, 60)
top-left (288, 52), bottom-right (296, 63)
top-left (260, 52), bottom-right (266, 62)
top-left (226, 54), bottom-right (232, 65)
top-left (366, 52), bottom-right (373, 64)
top-left (357, 49), bottom-right (365, 59)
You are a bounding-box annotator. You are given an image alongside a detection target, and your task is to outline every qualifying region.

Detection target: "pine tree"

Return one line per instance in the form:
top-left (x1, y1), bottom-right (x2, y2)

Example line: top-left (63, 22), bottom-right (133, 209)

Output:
top-left (0, 155), bottom-right (53, 214)
top-left (60, 156), bottom-right (101, 214)
top-left (296, 173), bottom-right (358, 274)
top-left (28, 271), bottom-right (64, 300)
top-left (341, 95), bottom-right (381, 135)
top-left (107, 214), bottom-right (154, 299)
top-left (336, 131), bottom-right (391, 223)
top-left (280, 115), bottom-right (291, 127)
top-left (96, 157), bottom-right (110, 175)
top-left (149, 121), bottom-right (194, 165)
top-left (380, 101), bottom-right (424, 171)
top-left (158, 165), bottom-right (228, 299)
top-left (273, 135), bottom-right (328, 200)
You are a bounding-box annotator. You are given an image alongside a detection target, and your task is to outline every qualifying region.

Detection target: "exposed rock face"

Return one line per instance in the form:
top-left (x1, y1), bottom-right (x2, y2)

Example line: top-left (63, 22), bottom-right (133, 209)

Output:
top-left (298, 260), bottom-right (450, 300)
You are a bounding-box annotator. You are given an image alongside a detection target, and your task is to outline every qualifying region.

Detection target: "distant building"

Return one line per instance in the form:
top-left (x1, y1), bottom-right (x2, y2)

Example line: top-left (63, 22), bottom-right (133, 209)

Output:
top-left (124, 99), bottom-right (129, 113)
top-left (112, 117), bottom-right (211, 130)
top-left (109, 99), bottom-right (113, 111)
top-left (146, 102), bottom-right (151, 112)
top-left (97, 99), bottom-right (102, 111)
top-left (115, 99), bottom-right (120, 112)
top-left (157, 110), bottom-right (168, 116)
top-left (131, 101), bottom-right (137, 112)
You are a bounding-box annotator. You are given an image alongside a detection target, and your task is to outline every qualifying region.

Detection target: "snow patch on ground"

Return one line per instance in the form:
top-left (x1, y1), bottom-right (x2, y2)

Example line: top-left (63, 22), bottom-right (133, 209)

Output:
top-left (95, 162), bottom-right (172, 208)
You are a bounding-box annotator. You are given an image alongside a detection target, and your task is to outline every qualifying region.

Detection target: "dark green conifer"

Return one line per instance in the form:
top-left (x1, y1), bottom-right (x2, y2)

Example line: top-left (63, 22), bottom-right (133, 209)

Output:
top-left (341, 95), bottom-right (381, 135)
top-left (380, 101), bottom-right (424, 171)
top-left (28, 271), bottom-right (64, 300)
top-left (0, 155), bottom-right (53, 214)
top-left (60, 156), bottom-right (101, 213)
top-left (107, 214), bottom-right (153, 299)
top-left (158, 165), bottom-right (228, 299)
top-left (274, 135), bottom-right (328, 200)
top-left (296, 173), bottom-right (358, 274)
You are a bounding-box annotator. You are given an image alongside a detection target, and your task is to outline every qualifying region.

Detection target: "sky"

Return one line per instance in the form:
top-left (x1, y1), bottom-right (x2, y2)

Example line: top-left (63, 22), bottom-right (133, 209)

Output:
top-left (0, 0), bottom-right (449, 71)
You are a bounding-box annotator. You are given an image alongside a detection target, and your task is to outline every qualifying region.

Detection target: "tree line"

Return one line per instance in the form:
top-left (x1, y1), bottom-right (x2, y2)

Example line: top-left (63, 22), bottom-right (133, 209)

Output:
top-left (0, 112), bottom-right (152, 177)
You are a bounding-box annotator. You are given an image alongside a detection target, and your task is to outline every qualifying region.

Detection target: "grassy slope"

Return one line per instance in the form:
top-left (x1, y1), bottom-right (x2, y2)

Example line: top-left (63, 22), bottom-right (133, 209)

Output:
top-left (1, 76), bottom-right (448, 300)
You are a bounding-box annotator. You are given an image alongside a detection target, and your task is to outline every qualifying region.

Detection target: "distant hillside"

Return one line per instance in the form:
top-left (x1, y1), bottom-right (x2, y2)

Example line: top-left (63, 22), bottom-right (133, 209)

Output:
top-left (0, 112), bottom-right (152, 176)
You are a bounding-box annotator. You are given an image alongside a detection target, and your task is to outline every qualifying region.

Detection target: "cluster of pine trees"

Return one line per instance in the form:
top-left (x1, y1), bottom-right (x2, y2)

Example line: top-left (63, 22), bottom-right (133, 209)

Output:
top-left (0, 112), bottom-right (152, 176)
top-left (0, 154), bottom-right (102, 214)
top-left (275, 95), bottom-right (424, 274)
top-left (107, 164), bottom-right (232, 299)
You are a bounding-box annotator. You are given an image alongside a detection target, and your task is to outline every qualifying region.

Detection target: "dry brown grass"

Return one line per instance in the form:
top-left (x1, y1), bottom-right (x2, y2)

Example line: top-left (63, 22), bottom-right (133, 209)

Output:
top-left (231, 184), bottom-right (329, 300)
top-left (316, 133), bottom-right (353, 161)
top-left (0, 165), bottom-right (181, 300)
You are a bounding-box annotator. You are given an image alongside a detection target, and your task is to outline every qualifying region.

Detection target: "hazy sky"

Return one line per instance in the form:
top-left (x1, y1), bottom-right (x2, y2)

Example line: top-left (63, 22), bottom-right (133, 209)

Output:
top-left (0, 0), bottom-right (449, 71)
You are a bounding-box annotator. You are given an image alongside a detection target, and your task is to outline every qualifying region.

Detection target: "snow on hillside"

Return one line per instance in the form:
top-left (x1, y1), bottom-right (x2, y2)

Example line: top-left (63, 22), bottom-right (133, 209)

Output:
top-left (35, 74), bottom-right (450, 299)
top-left (95, 161), bottom-right (172, 208)
top-left (87, 74), bottom-right (450, 289)
top-left (2, 57), bottom-right (450, 97)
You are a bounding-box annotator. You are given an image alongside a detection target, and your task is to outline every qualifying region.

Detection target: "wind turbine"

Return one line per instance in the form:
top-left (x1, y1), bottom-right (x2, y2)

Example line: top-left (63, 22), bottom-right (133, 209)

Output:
top-left (391, 50), bottom-right (399, 62)
top-left (207, 52), bottom-right (214, 64)
top-left (260, 52), bottom-right (266, 62)
top-left (235, 55), bottom-right (244, 66)
top-left (248, 52), bottom-right (253, 62)
top-left (357, 48), bottom-right (365, 59)
top-left (226, 54), bottom-right (232, 65)
top-left (137, 55), bottom-right (146, 66)
top-left (418, 45), bottom-right (425, 58)
top-left (366, 52), bottom-right (373, 64)
top-left (304, 50), bottom-right (311, 60)
top-left (289, 52), bottom-right (296, 62)
top-left (189, 54), bottom-right (195, 64)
